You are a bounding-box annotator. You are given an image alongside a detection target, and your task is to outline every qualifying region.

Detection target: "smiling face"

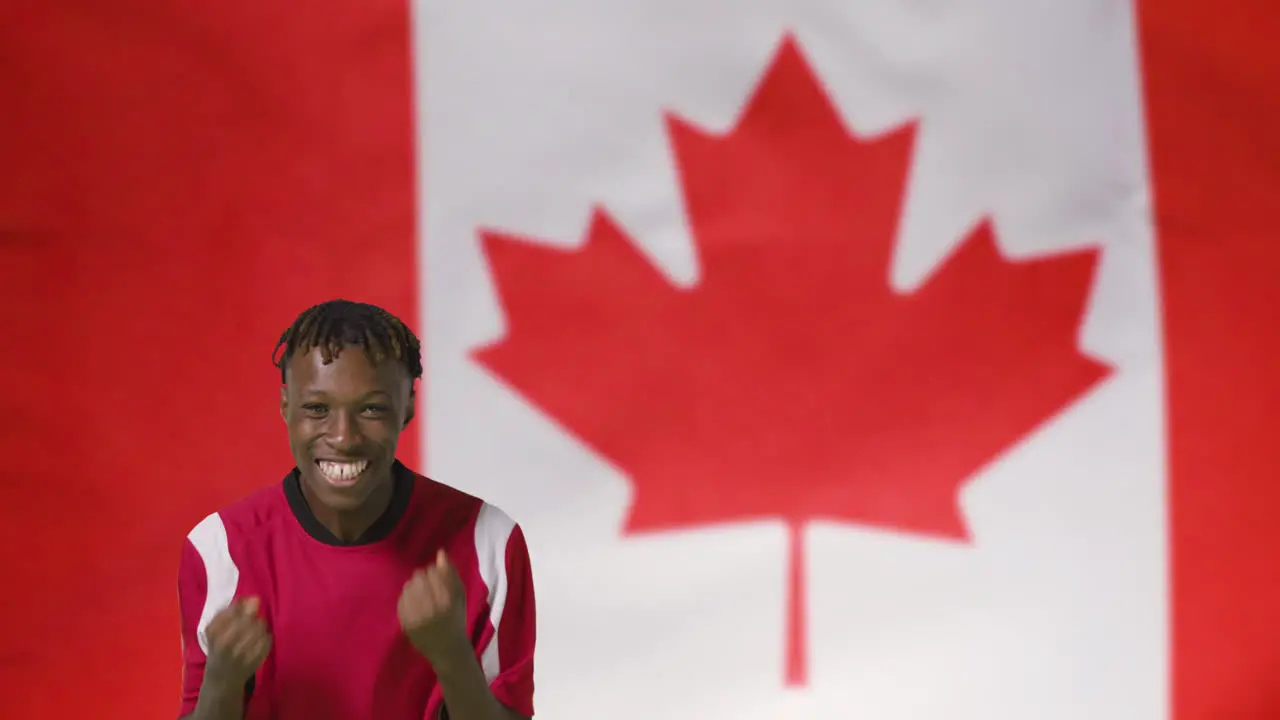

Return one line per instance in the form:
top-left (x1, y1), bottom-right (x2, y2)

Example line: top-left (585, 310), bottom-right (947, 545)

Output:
top-left (280, 345), bottom-right (415, 516)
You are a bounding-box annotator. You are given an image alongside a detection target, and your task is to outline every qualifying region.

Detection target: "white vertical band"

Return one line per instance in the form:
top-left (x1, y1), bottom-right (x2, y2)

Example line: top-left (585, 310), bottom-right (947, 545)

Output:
top-left (187, 512), bottom-right (240, 655)
top-left (474, 503), bottom-right (516, 682)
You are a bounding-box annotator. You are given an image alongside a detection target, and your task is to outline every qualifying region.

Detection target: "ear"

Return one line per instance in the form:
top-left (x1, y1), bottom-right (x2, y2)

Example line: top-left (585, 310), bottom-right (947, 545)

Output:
top-left (403, 387), bottom-right (417, 429)
top-left (279, 385), bottom-right (289, 423)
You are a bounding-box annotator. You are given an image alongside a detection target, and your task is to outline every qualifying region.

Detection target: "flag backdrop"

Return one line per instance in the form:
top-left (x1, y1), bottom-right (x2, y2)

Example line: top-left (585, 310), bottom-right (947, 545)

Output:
top-left (1, 1), bottom-right (1277, 718)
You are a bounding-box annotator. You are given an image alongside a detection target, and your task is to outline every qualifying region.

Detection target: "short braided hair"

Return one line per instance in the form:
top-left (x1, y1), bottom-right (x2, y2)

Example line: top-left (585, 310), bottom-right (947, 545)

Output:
top-left (272, 299), bottom-right (423, 384)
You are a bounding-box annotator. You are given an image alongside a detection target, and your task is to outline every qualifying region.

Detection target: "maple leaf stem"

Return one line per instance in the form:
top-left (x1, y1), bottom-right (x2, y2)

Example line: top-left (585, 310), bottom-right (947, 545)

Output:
top-left (784, 520), bottom-right (808, 687)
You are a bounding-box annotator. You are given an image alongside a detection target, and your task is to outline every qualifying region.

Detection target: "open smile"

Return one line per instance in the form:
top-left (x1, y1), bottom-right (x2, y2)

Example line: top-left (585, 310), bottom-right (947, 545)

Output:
top-left (315, 459), bottom-right (371, 487)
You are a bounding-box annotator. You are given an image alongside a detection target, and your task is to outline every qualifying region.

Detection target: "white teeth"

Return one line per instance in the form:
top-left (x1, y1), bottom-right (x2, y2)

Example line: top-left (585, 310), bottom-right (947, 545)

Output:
top-left (318, 460), bottom-right (369, 482)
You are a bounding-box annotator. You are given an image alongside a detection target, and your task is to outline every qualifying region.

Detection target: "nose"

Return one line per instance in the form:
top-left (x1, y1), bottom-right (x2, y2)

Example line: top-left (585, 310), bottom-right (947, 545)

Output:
top-left (325, 408), bottom-right (363, 451)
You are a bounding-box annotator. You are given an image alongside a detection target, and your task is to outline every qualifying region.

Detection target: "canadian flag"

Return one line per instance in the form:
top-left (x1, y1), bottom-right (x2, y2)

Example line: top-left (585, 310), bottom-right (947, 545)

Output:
top-left (2, 1), bottom-right (1277, 719)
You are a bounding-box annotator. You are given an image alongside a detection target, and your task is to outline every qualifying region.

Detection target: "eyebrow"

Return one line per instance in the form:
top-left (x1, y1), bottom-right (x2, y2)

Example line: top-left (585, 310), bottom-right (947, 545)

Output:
top-left (298, 390), bottom-right (393, 400)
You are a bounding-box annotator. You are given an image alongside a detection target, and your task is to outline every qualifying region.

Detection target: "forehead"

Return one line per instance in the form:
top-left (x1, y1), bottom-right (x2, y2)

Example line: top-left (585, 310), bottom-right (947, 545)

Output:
top-left (285, 345), bottom-right (410, 395)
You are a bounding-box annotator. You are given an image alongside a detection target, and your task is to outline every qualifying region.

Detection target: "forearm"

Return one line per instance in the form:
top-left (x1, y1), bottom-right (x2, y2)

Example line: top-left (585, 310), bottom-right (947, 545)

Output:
top-left (183, 677), bottom-right (246, 720)
top-left (432, 646), bottom-right (523, 720)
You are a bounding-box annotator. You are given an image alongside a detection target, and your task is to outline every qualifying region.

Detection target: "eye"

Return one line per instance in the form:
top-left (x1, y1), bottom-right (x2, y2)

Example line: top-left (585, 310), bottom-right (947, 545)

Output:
top-left (300, 403), bottom-right (329, 417)
top-left (362, 404), bottom-right (390, 417)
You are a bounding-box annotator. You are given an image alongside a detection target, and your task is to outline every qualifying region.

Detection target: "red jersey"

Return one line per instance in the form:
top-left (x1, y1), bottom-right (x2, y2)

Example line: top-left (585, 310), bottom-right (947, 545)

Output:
top-left (177, 461), bottom-right (536, 719)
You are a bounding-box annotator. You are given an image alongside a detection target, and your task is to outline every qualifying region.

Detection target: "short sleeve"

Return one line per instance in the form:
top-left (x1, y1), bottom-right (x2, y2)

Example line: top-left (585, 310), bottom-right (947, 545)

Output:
top-left (486, 523), bottom-right (536, 717)
top-left (177, 512), bottom-right (247, 718)
top-left (177, 538), bottom-right (209, 718)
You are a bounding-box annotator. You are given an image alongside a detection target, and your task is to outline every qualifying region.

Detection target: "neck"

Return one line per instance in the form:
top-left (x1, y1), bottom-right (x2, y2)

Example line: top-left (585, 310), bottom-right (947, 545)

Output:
top-left (302, 472), bottom-right (395, 544)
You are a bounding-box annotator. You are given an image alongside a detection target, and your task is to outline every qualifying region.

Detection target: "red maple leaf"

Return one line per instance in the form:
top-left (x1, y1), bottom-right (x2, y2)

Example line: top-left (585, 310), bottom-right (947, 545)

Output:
top-left (472, 34), bottom-right (1112, 686)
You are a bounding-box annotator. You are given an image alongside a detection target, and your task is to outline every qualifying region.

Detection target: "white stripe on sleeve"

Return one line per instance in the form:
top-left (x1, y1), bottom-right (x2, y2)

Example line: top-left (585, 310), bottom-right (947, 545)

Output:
top-left (187, 512), bottom-right (240, 655)
top-left (473, 503), bottom-right (516, 682)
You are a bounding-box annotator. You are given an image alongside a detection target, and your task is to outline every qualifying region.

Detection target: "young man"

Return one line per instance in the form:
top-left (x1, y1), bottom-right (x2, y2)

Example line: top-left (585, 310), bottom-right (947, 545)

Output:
top-left (177, 300), bottom-right (535, 720)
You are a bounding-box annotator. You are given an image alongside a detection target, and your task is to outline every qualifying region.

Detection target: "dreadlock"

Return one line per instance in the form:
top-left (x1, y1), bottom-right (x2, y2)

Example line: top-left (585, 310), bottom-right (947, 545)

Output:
top-left (272, 299), bottom-right (423, 383)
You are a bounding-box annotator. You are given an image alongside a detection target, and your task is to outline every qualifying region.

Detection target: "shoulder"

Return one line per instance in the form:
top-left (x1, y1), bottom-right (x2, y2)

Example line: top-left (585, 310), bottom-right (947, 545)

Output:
top-left (405, 472), bottom-right (523, 557)
top-left (182, 481), bottom-right (290, 566)
top-left (409, 472), bottom-right (486, 512)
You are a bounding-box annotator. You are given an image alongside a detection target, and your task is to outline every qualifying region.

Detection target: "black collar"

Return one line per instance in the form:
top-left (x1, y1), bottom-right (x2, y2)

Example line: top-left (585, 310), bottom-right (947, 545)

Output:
top-left (283, 460), bottom-right (414, 546)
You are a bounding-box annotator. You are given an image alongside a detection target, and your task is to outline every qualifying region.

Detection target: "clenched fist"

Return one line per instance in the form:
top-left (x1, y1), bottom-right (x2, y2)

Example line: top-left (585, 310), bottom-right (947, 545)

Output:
top-left (398, 550), bottom-right (469, 665)
top-left (203, 597), bottom-right (272, 687)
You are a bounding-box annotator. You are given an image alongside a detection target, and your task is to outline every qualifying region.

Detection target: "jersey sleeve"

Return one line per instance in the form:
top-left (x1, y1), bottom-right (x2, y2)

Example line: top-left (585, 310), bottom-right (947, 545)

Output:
top-left (486, 523), bottom-right (536, 718)
top-left (177, 537), bottom-right (209, 718)
top-left (177, 513), bottom-right (250, 718)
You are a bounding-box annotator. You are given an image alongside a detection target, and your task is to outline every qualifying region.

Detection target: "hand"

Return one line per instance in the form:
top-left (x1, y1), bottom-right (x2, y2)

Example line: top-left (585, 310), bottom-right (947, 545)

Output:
top-left (203, 597), bottom-right (272, 688)
top-left (398, 549), bottom-right (469, 666)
